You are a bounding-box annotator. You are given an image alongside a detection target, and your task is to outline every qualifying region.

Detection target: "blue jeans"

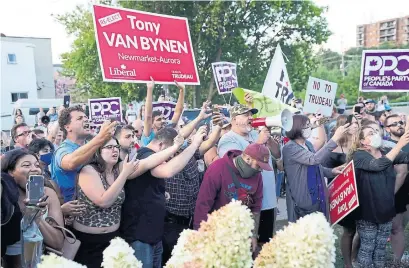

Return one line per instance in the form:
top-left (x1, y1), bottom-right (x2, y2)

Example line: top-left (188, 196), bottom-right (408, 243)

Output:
top-left (131, 240), bottom-right (163, 268)
top-left (276, 172), bottom-right (284, 198)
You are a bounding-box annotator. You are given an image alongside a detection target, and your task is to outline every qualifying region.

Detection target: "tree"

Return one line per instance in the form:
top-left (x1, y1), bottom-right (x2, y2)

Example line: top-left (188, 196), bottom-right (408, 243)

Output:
top-left (58, 0), bottom-right (330, 106)
top-left (312, 42), bottom-right (409, 104)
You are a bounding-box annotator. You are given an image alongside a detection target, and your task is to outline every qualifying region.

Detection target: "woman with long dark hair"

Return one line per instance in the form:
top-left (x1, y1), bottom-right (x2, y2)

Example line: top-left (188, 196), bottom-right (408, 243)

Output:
top-left (282, 114), bottom-right (350, 222)
top-left (1, 149), bottom-right (64, 268)
top-left (348, 121), bottom-right (409, 267)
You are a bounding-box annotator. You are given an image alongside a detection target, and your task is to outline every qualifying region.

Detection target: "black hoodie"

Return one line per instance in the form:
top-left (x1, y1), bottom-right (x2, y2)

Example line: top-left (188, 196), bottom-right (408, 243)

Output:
top-left (1, 172), bottom-right (22, 257)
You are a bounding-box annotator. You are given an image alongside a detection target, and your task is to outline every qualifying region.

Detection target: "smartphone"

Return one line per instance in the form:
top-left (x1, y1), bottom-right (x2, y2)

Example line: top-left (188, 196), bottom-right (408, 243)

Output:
top-left (212, 105), bottom-right (220, 114)
top-left (26, 175), bottom-right (45, 206)
top-left (354, 106), bottom-right (362, 114)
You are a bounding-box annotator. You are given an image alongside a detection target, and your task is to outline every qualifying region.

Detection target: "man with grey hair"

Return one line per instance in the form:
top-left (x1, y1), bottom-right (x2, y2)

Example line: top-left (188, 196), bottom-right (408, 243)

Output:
top-left (217, 102), bottom-right (281, 252)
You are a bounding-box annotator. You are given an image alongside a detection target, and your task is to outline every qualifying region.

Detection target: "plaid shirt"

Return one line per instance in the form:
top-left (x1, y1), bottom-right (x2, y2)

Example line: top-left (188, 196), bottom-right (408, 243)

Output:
top-left (165, 150), bottom-right (201, 217)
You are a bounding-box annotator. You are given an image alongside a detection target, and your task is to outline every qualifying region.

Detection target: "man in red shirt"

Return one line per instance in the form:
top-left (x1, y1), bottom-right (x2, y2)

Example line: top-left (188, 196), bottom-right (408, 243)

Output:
top-left (194, 143), bottom-right (272, 252)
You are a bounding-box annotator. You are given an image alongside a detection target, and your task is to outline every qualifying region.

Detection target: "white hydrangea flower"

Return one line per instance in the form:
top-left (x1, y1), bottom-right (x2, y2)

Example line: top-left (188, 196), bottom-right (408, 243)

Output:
top-left (166, 200), bottom-right (254, 268)
top-left (38, 253), bottom-right (86, 268)
top-left (254, 212), bottom-right (336, 268)
top-left (102, 237), bottom-right (142, 268)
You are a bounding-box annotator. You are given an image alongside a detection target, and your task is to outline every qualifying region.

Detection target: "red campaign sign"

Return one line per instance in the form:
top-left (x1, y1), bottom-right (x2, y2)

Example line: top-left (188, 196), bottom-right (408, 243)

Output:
top-left (328, 161), bottom-right (359, 226)
top-left (92, 5), bottom-right (200, 85)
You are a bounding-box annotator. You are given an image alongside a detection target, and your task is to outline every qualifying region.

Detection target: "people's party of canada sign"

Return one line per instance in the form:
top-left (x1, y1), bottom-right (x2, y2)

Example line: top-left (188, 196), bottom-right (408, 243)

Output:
top-left (328, 161), bottom-right (359, 226)
top-left (92, 5), bottom-right (200, 85)
top-left (359, 49), bottom-right (409, 92)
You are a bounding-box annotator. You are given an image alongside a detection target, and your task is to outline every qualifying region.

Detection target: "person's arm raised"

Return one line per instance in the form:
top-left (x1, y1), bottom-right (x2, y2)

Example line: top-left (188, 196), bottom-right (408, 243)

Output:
top-left (46, 122), bottom-right (59, 143)
top-left (124, 135), bottom-right (185, 179)
top-left (198, 113), bottom-right (223, 155)
top-left (151, 128), bottom-right (206, 179)
top-left (60, 121), bottom-right (116, 171)
top-left (79, 158), bottom-right (139, 209)
top-left (179, 101), bottom-right (211, 139)
top-left (143, 77), bottom-right (155, 137)
top-left (170, 81), bottom-right (185, 125)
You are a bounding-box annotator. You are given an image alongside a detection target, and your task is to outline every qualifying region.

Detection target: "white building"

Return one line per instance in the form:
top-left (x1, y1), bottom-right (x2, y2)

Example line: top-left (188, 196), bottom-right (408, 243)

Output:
top-left (1, 35), bottom-right (55, 99)
top-left (1, 35), bottom-right (56, 131)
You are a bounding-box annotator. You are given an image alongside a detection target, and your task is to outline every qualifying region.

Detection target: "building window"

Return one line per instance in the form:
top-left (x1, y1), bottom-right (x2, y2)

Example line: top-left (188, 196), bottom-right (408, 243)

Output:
top-left (7, 53), bottom-right (17, 64)
top-left (11, 92), bottom-right (28, 103)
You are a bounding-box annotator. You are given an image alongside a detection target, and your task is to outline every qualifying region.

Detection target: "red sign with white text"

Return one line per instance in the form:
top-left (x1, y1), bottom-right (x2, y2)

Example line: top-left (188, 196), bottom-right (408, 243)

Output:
top-left (328, 161), bottom-right (359, 226)
top-left (92, 4), bottom-right (200, 85)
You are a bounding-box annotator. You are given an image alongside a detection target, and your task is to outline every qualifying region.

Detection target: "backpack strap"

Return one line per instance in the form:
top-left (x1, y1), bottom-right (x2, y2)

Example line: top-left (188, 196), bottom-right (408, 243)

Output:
top-left (227, 165), bottom-right (242, 190)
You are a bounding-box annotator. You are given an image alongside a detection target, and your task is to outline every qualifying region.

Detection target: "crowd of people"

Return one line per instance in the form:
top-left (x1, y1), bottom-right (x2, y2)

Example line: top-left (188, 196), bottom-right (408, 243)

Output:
top-left (1, 78), bottom-right (409, 268)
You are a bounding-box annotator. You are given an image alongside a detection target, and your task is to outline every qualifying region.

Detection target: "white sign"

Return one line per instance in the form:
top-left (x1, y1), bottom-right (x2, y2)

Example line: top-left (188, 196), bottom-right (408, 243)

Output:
top-left (304, 77), bottom-right (338, 117)
top-left (211, 62), bottom-right (238, 95)
top-left (261, 44), bottom-right (294, 105)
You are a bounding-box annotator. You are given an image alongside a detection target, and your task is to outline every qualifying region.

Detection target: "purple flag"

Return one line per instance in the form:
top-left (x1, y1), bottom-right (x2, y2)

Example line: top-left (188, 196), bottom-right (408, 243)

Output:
top-left (359, 49), bottom-right (409, 92)
top-left (212, 62), bottom-right (238, 94)
top-left (88, 97), bottom-right (123, 125)
top-left (152, 101), bottom-right (177, 122)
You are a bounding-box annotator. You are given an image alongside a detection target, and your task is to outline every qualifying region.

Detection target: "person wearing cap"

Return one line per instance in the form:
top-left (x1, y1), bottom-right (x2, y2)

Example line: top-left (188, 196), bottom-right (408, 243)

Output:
top-left (216, 102), bottom-right (281, 251)
top-left (194, 143), bottom-right (271, 252)
top-left (365, 99), bottom-right (377, 115)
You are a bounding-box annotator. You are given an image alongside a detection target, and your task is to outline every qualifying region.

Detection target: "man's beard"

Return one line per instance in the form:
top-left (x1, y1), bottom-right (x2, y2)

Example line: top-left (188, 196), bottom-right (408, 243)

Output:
top-left (392, 129), bottom-right (405, 138)
top-left (121, 144), bottom-right (134, 153)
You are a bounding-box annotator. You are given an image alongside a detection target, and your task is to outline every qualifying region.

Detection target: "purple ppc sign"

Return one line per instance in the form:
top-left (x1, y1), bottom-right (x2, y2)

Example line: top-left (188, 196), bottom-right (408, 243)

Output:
top-left (88, 97), bottom-right (123, 125)
top-left (152, 101), bottom-right (177, 122)
top-left (359, 49), bottom-right (409, 92)
top-left (212, 62), bottom-right (238, 95)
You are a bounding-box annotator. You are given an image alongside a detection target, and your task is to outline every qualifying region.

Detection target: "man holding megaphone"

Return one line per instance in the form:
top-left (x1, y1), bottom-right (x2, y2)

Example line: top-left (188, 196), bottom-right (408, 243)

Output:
top-left (217, 98), bottom-right (290, 252)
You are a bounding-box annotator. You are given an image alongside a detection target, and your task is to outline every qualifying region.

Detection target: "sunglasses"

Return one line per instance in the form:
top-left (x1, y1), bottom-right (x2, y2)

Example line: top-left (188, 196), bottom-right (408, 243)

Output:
top-left (386, 121), bottom-right (405, 127)
top-left (16, 131), bottom-right (32, 137)
top-left (101, 144), bottom-right (120, 150)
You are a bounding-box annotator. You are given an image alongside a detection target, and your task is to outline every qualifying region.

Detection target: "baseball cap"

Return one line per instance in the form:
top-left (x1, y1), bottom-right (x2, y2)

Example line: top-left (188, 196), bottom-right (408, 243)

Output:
top-left (365, 99), bottom-right (376, 104)
top-left (221, 118), bottom-right (231, 129)
top-left (230, 104), bottom-right (258, 118)
top-left (243, 143), bottom-right (273, 171)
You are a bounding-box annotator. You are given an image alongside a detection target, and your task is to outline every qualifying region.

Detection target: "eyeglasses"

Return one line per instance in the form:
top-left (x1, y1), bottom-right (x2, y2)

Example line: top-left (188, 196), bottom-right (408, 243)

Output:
top-left (387, 121), bottom-right (405, 127)
top-left (101, 144), bottom-right (120, 150)
top-left (16, 131), bottom-right (32, 137)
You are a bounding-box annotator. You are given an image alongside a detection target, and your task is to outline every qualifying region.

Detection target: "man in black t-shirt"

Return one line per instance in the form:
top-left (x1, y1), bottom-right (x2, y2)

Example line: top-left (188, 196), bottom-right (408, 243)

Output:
top-left (120, 127), bottom-right (206, 268)
top-left (384, 114), bottom-right (409, 262)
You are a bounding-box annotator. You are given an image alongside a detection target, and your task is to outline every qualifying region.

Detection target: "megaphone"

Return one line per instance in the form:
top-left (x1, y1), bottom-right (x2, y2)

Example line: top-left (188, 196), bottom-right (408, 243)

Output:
top-left (251, 109), bottom-right (293, 132)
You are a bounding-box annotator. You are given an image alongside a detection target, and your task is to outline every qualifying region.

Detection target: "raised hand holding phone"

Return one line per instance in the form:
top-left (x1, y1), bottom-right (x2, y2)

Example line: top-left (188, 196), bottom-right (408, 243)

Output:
top-left (26, 175), bottom-right (45, 206)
